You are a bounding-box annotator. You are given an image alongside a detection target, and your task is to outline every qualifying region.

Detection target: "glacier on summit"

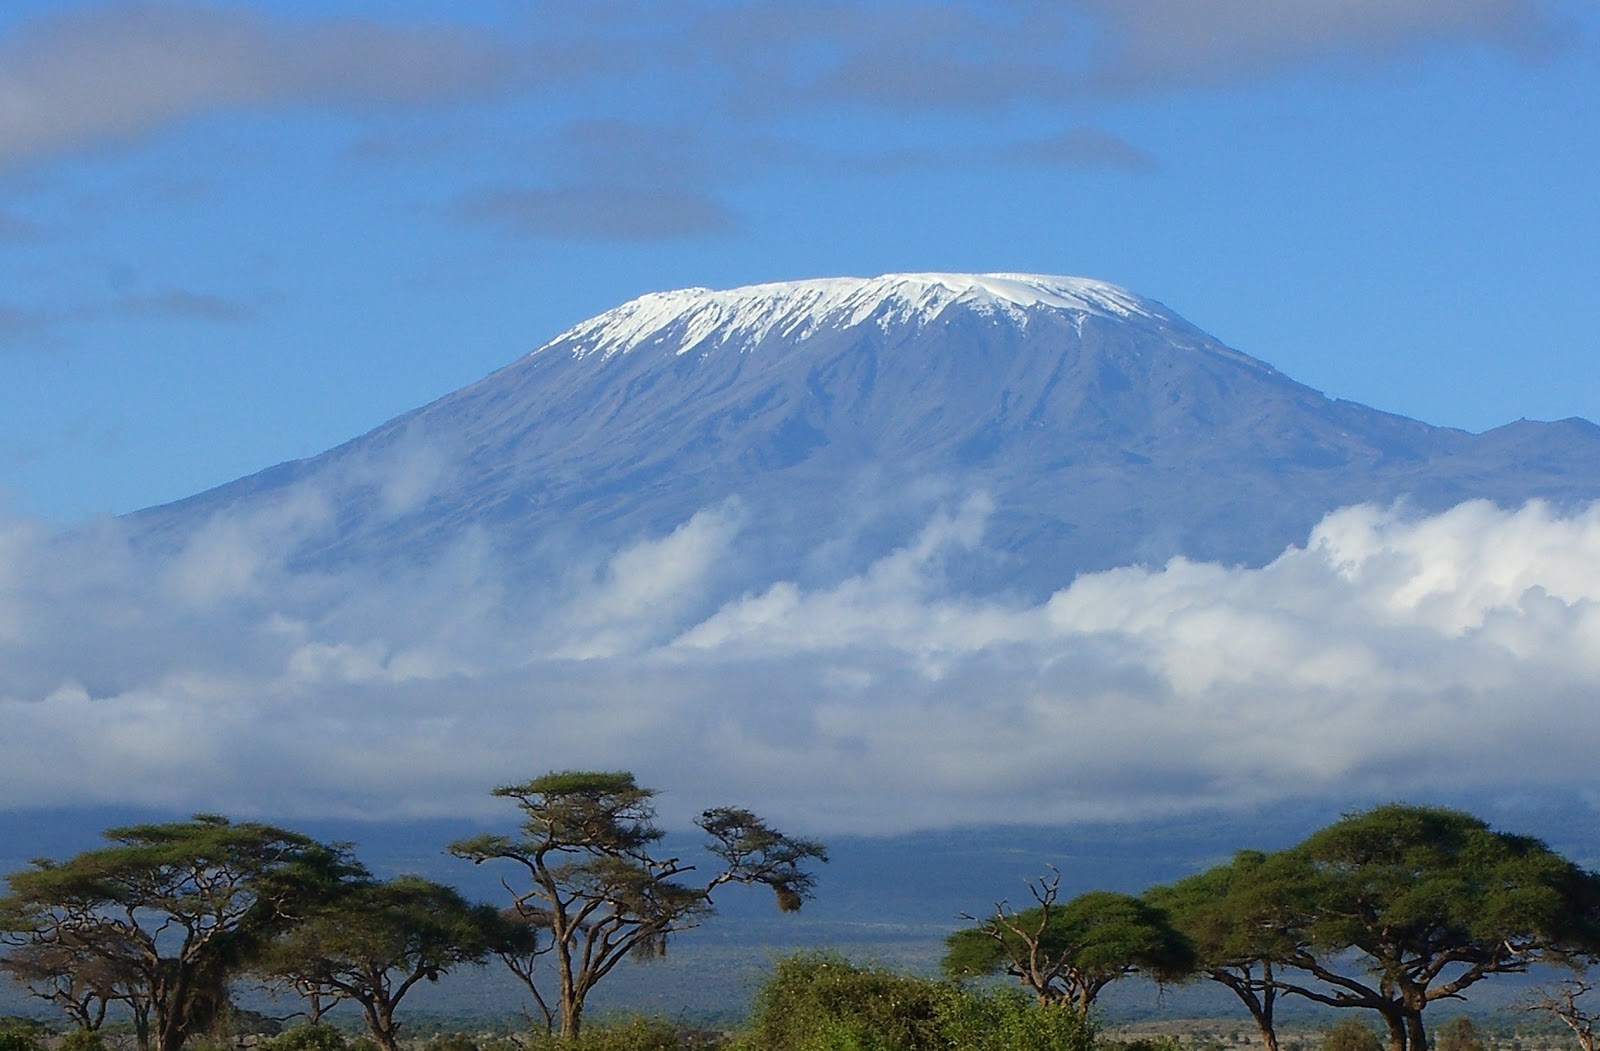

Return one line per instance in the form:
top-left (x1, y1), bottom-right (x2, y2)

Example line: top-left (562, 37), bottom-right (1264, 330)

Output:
top-left (550, 273), bottom-right (1165, 361)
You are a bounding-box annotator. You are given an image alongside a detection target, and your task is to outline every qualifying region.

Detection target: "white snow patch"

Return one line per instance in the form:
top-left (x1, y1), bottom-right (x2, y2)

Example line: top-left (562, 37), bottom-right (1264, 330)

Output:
top-left (539, 273), bottom-right (1169, 362)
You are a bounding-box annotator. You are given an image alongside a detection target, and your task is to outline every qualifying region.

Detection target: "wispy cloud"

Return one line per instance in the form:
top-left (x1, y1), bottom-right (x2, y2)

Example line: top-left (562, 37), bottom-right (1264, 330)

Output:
top-left (1083, 0), bottom-right (1559, 91)
top-left (3, 486), bottom-right (1599, 832)
top-left (0, 3), bottom-right (514, 170)
top-left (0, 287), bottom-right (254, 347)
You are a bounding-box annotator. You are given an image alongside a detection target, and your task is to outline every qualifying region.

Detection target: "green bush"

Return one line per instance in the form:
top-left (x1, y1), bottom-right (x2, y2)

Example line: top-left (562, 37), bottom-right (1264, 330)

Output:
top-left (57, 1031), bottom-right (109, 1051)
top-left (522, 1016), bottom-right (717, 1051)
top-left (736, 952), bottom-right (1094, 1051)
top-left (737, 952), bottom-right (948, 1051)
top-left (0, 1024), bottom-right (45, 1051)
top-left (1324, 1019), bottom-right (1384, 1051)
top-left (262, 1024), bottom-right (351, 1051)
top-left (1435, 1019), bottom-right (1487, 1051)
top-left (1101, 1038), bottom-right (1184, 1051)
top-left (936, 987), bottom-right (1096, 1051)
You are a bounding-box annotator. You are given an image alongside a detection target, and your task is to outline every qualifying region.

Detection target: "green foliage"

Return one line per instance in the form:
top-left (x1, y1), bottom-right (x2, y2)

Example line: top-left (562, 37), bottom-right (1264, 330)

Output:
top-left (0, 814), bottom-right (363, 1051)
top-left (737, 952), bottom-right (949, 1051)
top-left (422, 1035), bottom-right (481, 1051)
top-left (1101, 1038), bottom-right (1185, 1051)
top-left (1323, 1019), bottom-right (1384, 1051)
top-left (523, 1016), bottom-right (719, 1051)
top-left (257, 875), bottom-right (501, 1051)
top-left (944, 884), bottom-right (1195, 1011)
top-left (736, 952), bottom-right (1093, 1051)
top-left (1434, 1019), bottom-right (1487, 1051)
top-left (1295, 804), bottom-right (1600, 958)
top-left (0, 1022), bottom-right (45, 1051)
top-left (935, 987), bottom-right (1097, 1051)
top-left (57, 1031), bottom-right (109, 1051)
top-left (261, 1024), bottom-right (351, 1051)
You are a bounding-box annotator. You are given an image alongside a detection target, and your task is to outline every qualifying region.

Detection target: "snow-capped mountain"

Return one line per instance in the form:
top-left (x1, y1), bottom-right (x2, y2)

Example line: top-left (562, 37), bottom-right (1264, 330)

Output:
top-left (131, 272), bottom-right (1600, 594)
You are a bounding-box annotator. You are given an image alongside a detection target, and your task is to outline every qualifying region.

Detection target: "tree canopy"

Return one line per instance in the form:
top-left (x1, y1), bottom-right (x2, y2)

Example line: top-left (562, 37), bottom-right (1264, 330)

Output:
top-left (1149, 804), bottom-right (1600, 1051)
top-left (256, 876), bottom-right (503, 1051)
top-left (0, 815), bottom-right (360, 1051)
top-left (943, 873), bottom-right (1195, 1014)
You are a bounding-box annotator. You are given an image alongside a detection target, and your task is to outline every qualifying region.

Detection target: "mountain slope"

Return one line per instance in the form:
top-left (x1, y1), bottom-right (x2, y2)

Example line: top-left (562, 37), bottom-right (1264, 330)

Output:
top-left (130, 272), bottom-right (1600, 593)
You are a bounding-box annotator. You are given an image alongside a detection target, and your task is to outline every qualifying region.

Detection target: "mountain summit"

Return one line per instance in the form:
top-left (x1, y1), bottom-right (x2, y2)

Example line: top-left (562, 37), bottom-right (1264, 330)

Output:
top-left (133, 272), bottom-right (1600, 594)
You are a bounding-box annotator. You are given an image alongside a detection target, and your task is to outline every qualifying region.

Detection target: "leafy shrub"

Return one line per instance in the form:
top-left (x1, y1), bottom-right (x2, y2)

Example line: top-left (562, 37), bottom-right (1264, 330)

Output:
top-left (57, 1031), bottom-right (109, 1051)
top-left (263, 1024), bottom-right (351, 1051)
top-left (936, 986), bottom-right (1096, 1051)
top-left (737, 952), bottom-right (949, 1051)
top-left (1435, 1019), bottom-right (1487, 1051)
top-left (0, 1021), bottom-right (45, 1051)
top-left (736, 952), bottom-right (1094, 1051)
top-left (1324, 1019), bottom-right (1384, 1051)
top-left (523, 1016), bottom-right (717, 1051)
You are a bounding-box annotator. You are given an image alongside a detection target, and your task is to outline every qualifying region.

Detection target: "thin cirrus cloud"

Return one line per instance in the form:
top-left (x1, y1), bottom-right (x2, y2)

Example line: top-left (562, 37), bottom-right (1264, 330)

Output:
top-left (676, 0), bottom-right (1562, 111)
top-left (0, 2), bottom-right (516, 171)
top-left (0, 2), bottom-right (1563, 172)
top-left (1082, 0), bottom-right (1560, 90)
top-left (2, 480), bottom-right (1599, 833)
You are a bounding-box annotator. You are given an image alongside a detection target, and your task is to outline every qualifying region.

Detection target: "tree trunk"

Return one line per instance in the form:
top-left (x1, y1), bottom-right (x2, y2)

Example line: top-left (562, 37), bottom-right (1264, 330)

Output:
top-left (559, 977), bottom-right (583, 1039)
top-left (1382, 1011), bottom-right (1408, 1051)
top-left (1405, 1013), bottom-right (1428, 1051)
top-left (362, 999), bottom-right (400, 1051)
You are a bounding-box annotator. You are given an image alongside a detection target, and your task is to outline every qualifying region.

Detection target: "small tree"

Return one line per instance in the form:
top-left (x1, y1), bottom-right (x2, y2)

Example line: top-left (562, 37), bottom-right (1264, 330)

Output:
top-left (1147, 849), bottom-right (1312, 1051)
top-left (257, 876), bottom-right (502, 1051)
top-left (0, 919), bottom-right (145, 1033)
top-left (1520, 978), bottom-right (1600, 1051)
top-left (943, 871), bottom-right (1196, 1014)
top-left (1271, 805), bottom-right (1600, 1051)
top-left (449, 770), bottom-right (826, 1038)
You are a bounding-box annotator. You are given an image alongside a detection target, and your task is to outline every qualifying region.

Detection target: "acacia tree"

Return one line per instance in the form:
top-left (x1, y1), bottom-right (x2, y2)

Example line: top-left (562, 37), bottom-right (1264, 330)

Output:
top-left (257, 876), bottom-right (503, 1051)
top-left (0, 815), bottom-right (359, 1051)
top-left (449, 770), bottom-right (827, 1038)
top-left (942, 871), bottom-right (1196, 1014)
top-left (490, 905), bottom-right (559, 1034)
top-left (1262, 805), bottom-right (1600, 1051)
top-left (1519, 977), bottom-right (1600, 1051)
top-left (1147, 849), bottom-right (1312, 1051)
top-left (0, 918), bottom-right (146, 1033)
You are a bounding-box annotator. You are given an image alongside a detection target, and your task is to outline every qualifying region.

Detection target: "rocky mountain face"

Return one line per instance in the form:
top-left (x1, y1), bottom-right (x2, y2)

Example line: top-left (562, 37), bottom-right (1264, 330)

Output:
top-left (130, 272), bottom-right (1600, 595)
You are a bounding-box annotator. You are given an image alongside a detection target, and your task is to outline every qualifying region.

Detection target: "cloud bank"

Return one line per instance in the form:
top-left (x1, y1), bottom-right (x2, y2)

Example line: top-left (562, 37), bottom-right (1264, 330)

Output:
top-left (3, 490), bottom-right (1598, 834)
top-left (0, 3), bottom-right (513, 170)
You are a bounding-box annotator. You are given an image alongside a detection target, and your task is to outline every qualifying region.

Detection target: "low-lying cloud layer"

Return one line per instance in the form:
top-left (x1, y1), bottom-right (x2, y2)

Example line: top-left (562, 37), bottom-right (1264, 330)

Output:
top-left (3, 491), bottom-right (1598, 833)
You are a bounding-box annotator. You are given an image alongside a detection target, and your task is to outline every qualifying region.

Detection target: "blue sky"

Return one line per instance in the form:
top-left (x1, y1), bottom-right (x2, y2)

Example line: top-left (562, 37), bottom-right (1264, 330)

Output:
top-left (1, 0), bottom-right (1597, 525)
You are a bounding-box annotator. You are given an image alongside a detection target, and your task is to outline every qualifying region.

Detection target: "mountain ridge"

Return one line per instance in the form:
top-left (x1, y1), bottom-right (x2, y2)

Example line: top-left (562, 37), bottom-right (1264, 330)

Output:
top-left (128, 273), bottom-right (1600, 596)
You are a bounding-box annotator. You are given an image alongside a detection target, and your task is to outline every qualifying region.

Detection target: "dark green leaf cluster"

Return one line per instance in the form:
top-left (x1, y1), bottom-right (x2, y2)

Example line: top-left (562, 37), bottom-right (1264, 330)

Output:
top-left (944, 886), bottom-right (1194, 1014)
top-left (1146, 804), bottom-right (1600, 1051)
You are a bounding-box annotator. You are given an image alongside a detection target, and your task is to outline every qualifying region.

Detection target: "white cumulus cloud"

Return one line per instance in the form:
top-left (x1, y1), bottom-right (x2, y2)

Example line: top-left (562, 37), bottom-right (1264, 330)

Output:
top-left (1, 493), bottom-right (1598, 832)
